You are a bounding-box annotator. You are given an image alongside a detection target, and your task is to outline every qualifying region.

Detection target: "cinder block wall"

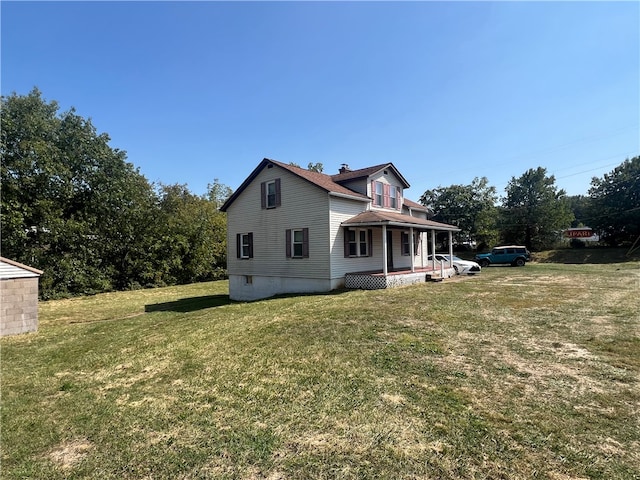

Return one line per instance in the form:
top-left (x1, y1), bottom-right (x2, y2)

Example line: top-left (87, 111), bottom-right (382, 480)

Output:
top-left (1, 277), bottom-right (39, 336)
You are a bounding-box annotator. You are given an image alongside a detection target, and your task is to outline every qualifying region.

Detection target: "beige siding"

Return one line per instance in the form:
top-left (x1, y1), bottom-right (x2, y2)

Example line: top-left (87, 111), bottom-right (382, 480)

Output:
top-left (329, 197), bottom-right (381, 278)
top-left (226, 166), bottom-right (331, 280)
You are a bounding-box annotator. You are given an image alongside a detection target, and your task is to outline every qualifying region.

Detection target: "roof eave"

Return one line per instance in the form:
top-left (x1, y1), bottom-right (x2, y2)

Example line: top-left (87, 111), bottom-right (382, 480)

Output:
top-left (328, 191), bottom-right (370, 202)
top-left (342, 219), bottom-right (460, 232)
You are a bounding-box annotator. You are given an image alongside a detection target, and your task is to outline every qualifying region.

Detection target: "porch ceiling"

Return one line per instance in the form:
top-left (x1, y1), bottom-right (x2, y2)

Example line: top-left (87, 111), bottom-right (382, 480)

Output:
top-left (341, 210), bottom-right (460, 232)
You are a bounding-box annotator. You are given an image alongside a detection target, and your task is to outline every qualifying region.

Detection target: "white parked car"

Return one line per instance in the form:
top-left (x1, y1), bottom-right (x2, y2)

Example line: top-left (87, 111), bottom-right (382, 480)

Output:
top-left (427, 254), bottom-right (481, 275)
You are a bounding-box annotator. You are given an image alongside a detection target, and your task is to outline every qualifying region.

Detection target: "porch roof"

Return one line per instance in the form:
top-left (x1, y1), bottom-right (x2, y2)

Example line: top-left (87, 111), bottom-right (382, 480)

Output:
top-left (341, 210), bottom-right (460, 232)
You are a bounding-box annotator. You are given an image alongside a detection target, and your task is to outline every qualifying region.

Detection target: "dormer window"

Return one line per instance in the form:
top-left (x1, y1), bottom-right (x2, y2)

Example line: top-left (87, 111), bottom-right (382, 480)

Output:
top-left (371, 181), bottom-right (401, 210)
top-left (374, 182), bottom-right (383, 206)
top-left (389, 185), bottom-right (398, 209)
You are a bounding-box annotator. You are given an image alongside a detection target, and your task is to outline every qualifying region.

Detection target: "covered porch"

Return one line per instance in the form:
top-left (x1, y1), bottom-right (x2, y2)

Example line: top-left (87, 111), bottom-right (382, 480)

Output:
top-left (342, 210), bottom-right (460, 290)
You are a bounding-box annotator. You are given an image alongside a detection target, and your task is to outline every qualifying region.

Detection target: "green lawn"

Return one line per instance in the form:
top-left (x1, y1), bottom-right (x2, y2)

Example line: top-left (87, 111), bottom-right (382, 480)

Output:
top-left (2, 261), bottom-right (639, 479)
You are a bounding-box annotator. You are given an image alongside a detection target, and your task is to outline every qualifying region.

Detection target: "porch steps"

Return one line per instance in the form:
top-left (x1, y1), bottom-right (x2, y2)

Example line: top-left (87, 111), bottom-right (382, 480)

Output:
top-left (426, 267), bottom-right (457, 282)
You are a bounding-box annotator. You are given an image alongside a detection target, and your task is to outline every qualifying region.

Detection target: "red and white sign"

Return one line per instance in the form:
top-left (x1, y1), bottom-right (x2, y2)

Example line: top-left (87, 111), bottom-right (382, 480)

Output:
top-left (565, 228), bottom-right (593, 238)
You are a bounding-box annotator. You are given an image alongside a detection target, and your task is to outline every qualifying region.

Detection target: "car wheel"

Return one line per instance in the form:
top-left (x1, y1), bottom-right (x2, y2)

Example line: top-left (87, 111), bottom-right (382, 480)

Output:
top-left (479, 259), bottom-right (490, 268)
top-left (515, 257), bottom-right (525, 267)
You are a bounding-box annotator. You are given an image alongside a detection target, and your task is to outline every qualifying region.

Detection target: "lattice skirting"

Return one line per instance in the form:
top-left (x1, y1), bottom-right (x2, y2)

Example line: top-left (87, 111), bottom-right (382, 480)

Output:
top-left (345, 272), bottom-right (433, 290)
top-left (345, 274), bottom-right (388, 290)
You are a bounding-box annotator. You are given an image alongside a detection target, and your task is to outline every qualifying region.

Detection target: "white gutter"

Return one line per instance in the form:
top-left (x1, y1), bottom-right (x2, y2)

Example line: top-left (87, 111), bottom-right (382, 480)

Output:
top-left (328, 192), bottom-right (370, 202)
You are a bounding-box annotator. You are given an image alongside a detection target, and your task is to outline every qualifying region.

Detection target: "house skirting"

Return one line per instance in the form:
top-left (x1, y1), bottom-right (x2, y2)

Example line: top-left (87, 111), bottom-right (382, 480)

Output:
top-left (345, 267), bottom-right (456, 290)
top-left (228, 274), bottom-right (334, 301)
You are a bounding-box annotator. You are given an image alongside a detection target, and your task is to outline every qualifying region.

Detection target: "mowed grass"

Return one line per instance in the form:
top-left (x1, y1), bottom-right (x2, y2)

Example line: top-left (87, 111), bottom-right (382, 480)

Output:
top-left (2, 261), bottom-right (639, 479)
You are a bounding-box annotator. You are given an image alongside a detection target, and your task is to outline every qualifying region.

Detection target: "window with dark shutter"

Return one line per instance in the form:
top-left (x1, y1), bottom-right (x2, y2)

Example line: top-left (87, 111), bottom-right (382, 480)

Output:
top-left (344, 227), bottom-right (372, 257)
top-left (287, 228), bottom-right (309, 258)
top-left (262, 178), bottom-right (281, 209)
top-left (238, 232), bottom-right (253, 259)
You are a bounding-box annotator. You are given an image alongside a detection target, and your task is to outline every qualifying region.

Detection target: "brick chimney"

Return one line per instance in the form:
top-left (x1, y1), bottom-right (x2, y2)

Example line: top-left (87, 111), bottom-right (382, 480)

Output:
top-left (339, 164), bottom-right (351, 174)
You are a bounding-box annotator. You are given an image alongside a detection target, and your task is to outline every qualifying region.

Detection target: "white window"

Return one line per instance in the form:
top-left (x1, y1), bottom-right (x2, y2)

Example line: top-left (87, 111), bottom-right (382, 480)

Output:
top-left (359, 230), bottom-right (368, 257)
top-left (375, 181), bottom-right (383, 206)
top-left (389, 185), bottom-right (398, 209)
top-left (261, 179), bottom-right (281, 209)
top-left (266, 180), bottom-right (277, 208)
top-left (292, 229), bottom-right (304, 258)
top-left (237, 233), bottom-right (253, 259)
top-left (286, 228), bottom-right (309, 258)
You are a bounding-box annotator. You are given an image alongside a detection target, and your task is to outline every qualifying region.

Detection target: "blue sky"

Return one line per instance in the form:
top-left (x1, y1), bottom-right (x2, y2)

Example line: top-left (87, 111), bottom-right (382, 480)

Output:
top-left (2, 1), bottom-right (638, 200)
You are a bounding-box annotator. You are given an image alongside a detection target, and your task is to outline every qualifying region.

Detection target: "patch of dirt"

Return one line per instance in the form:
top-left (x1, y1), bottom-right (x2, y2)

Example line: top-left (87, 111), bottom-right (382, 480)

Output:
top-left (381, 393), bottom-right (406, 405)
top-left (547, 472), bottom-right (589, 480)
top-left (48, 439), bottom-right (93, 470)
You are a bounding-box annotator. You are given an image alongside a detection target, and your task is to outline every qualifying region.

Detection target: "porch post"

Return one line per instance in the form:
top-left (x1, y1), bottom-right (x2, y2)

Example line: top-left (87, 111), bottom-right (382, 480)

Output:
top-left (420, 232), bottom-right (425, 268)
top-left (382, 225), bottom-right (388, 276)
top-left (410, 227), bottom-right (415, 272)
top-left (448, 231), bottom-right (454, 268)
top-left (431, 229), bottom-right (437, 270)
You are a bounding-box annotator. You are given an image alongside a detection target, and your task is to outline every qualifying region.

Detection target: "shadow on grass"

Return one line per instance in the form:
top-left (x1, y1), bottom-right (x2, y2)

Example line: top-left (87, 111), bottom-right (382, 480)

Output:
top-left (145, 294), bottom-right (230, 313)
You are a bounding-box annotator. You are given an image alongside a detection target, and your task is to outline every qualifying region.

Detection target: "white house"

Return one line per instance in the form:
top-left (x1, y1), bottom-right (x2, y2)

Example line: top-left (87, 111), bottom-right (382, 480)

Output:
top-left (220, 159), bottom-right (459, 301)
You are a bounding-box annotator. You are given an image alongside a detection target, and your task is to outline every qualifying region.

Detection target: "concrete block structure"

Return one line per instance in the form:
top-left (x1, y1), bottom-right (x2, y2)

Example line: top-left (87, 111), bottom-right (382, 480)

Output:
top-left (1, 257), bottom-right (43, 336)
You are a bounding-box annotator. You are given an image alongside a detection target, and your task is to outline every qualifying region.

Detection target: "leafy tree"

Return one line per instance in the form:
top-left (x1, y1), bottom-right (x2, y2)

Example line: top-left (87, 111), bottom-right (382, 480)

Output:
top-left (1, 89), bottom-right (157, 296)
top-left (500, 167), bottom-right (573, 250)
top-left (207, 178), bottom-right (233, 209)
top-left (2, 88), bottom-right (230, 297)
top-left (419, 177), bottom-right (499, 249)
top-left (566, 195), bottom-right (593, 228)
top-left (154, 184), bottom-right (227, 285)
top-left (307, 162), bottom-right (323, 173)
top-left (587, 156), bottom-right (640, 246)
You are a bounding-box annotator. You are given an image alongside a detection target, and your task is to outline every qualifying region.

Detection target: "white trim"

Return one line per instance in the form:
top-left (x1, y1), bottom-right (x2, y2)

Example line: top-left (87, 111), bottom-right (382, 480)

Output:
top-left (328, 191), bottom-right (371, 202)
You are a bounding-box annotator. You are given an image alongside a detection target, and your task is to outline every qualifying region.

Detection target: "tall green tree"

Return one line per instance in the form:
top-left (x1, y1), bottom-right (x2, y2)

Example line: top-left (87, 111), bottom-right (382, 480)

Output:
top-left (419, 177), bottom-right (499, 249)
top-left (207, 178), bottom-right (233, 209)
top-left (1, 88), bottom-right (157, 297)
top-left (154, 184), bottom-right (227, 285)
top-left (566, 195), bottom-right (593, 228)
top-left (500, 167), bottom-right (573, 250)
top-left (588, 156), bottom-right (640, 246)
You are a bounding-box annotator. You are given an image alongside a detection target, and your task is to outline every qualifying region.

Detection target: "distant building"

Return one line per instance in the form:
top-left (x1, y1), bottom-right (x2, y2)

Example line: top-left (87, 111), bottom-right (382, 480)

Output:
top-left (1, 257), bottom-right (43, 336)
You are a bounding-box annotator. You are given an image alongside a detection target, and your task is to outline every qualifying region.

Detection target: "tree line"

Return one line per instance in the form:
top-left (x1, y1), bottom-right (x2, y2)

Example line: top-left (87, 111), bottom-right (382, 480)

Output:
top-left (2, 89), bottom-right (638, 298)
top-left (419, 158), bottom-right (639, 252)
top-left (1, 89), bottom-right (231, 299)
